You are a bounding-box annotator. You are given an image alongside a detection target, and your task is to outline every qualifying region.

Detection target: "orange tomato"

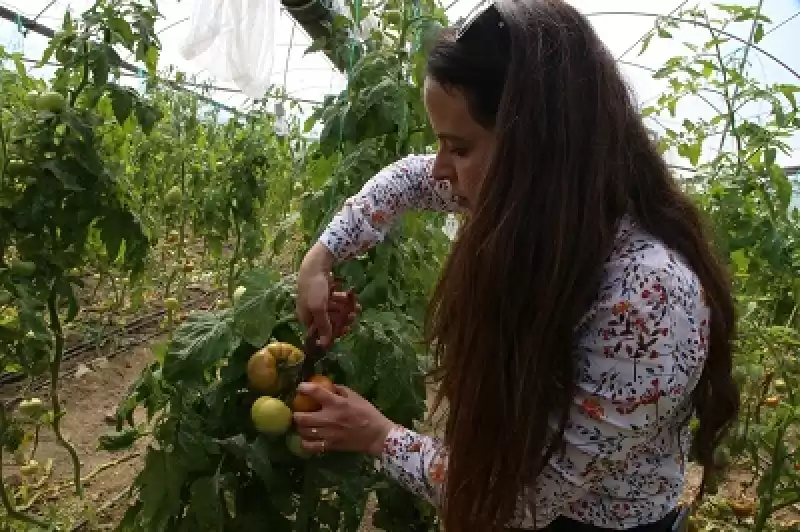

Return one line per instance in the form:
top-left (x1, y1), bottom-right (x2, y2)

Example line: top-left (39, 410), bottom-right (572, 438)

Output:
top-left (291, 375), bottom-right (336, 412)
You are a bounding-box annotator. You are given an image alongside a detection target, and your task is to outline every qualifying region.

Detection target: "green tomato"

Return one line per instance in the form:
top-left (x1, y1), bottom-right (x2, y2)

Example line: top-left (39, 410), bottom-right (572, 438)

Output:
top-left (250, 397), bottom-right (292, 435)
top-left (164, 297), bottom-right (180, 312)
top-left (36, 92), bottom-right (67, 113)
top-left (18, 398), bottom-right (45, 418)
top-left (286, 432), bottom-right (311, 459)
top-left (0, 307), bottom-right (19, 329)
top-left (8, 260), bottom-right (35, 277)
top-left (26, 91), bottom-right (39, 106)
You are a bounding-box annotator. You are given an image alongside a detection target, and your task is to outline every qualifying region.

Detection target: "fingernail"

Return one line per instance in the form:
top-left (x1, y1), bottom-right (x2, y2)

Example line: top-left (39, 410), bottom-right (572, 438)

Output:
top-left (298, 382), bottom-right (314, 392)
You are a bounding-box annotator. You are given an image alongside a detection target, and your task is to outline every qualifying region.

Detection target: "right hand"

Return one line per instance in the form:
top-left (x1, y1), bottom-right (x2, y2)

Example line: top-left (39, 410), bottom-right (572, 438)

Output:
top-left (297, 243), bottom-right (360, 347)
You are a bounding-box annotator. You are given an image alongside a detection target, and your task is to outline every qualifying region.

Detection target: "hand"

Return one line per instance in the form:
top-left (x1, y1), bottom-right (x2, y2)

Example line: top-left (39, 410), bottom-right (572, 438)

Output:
top-left (292, 382), bottom-right (394, 457)
top-left (297, 243), bottom-right (360, 347)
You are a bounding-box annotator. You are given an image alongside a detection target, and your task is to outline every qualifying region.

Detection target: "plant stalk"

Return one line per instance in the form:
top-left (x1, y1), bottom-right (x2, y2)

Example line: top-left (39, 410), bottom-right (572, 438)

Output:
top-left (47, 283), bottom-right (83, 498)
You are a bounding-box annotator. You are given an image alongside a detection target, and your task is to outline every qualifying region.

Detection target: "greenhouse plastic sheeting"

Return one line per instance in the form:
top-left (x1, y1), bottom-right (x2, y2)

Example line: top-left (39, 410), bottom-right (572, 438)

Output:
top-left (180, 0), bottom-right (279, 99)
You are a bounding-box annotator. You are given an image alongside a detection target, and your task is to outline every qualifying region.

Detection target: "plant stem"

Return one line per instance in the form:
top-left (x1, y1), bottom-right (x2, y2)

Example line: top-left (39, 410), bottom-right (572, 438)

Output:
top-left (47, 283), bottom-right (83, 498)
top-left (718, 0), bottom-right (764, 151)
top-left (227, 222), bottom-right (242, 301)
top-left (29, 425), bottom-right (40, 462)
top-left (753, 416), bottom-right (788, 531)
top-left (708, 15), bottom-right (744, 177)
top-left (295, 463), bottom-right (318, 532)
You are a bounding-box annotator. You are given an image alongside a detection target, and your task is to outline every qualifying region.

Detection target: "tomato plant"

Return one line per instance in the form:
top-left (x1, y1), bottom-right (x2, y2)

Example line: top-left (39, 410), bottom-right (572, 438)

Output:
top-left (0, 0), bottom-right (162, 525)
top-left (107, 267), bottom-right (427, 530)
top-left (640, 3), bottom-right (800, 530)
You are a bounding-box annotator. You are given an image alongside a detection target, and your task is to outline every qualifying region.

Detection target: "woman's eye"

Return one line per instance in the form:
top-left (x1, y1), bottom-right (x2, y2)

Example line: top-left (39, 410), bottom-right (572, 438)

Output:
top-left (451, 147), bottom-right (469, 157)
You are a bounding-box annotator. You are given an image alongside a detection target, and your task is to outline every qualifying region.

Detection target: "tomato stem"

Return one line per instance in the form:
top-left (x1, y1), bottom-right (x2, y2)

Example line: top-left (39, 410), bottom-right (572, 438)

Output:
top-left (295, 463), bottom-right (319, 532)
top-left (47, 282), bottom-right (84, 498)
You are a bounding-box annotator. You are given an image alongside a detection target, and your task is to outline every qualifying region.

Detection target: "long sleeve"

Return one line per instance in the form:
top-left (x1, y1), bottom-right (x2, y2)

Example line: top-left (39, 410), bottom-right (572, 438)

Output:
top-left (319, 155), bottom-right (461, 262)
top-left (379, 220), bottom-right (710, 529)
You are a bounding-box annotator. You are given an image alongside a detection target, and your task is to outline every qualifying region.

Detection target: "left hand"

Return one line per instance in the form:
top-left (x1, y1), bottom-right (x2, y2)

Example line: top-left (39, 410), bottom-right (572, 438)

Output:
top-left (292, 382), bottom-right (394, 457)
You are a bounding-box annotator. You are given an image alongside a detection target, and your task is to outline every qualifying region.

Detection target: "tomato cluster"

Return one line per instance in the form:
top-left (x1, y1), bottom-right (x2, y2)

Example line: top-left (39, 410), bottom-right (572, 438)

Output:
top-left (244, 283), bottom-right (359, 457)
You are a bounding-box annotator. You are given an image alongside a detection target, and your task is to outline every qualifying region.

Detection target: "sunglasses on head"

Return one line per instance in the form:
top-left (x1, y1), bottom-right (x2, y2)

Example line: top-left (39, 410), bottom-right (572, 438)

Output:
top-left (455, 1), bottom-right (507, 41)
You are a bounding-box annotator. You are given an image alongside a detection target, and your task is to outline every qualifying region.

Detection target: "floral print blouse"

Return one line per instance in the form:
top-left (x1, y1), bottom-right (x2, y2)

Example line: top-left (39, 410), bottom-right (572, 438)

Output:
top-left (319, 155), bottom-right (708, 530)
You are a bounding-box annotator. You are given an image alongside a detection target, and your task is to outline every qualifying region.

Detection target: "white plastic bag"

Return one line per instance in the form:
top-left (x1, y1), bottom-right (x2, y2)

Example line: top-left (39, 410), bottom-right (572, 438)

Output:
top-left (180, 0), bottom-right (278, 99)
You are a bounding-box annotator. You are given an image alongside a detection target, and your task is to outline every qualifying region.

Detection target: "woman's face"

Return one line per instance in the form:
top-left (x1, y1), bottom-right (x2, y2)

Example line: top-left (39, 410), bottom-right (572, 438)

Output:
top-left (424, 76), bottom-right (495, 211)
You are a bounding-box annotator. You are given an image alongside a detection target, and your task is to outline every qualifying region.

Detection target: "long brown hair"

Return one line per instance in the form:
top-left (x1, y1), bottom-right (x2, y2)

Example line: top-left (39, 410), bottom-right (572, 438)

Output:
top-left (423, 0), bottom-right (739, 530)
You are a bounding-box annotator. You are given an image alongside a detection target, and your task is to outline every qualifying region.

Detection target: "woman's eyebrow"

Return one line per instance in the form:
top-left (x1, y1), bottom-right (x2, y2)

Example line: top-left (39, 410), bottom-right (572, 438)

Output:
top-left (437, 133), bottom-right (470, 144)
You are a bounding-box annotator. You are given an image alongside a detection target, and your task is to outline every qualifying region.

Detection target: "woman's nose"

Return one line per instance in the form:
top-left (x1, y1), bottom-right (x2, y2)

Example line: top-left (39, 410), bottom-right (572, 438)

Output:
top-left (432, 153), bottom-right (454, 183)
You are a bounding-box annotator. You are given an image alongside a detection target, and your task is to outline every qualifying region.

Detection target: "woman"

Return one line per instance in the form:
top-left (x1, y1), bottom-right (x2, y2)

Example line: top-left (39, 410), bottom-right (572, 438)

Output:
top-left (293, 0), bottom-right (739, 530)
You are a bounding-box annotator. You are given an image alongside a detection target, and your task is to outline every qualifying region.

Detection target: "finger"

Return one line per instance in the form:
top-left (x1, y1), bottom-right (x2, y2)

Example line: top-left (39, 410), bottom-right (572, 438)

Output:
top-left (333, 384), bottom-right (355, 398)
top-left (297, 382), bottom-right (340, 407)
top-left (300, 438), bottom-right (329, 454)
top-left (296, 305), bottom-right (312, 328)
top-left (311, 307), bottom-right (333, 346)
top-left (292, 410), bottom-right (329, 428)
top-left (295, 424), bottom-right (328, 441)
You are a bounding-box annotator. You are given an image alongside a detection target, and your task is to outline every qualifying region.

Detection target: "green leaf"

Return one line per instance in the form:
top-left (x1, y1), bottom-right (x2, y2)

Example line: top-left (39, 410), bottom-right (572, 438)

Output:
top-left (246, 436), bottom-right (273, 486)
top-left (110, 86), bottom-right (134, 125)
top-left (753, 22), bottom-right (764, 44)
top-left (57, 277), bottom-right (79, 322)
top-left (777, 84), bottom-right (799, 111)
top-left (97, 213), bottom-right (123, 263)
top-left (639, 33), bottom-right (653, 55)
top-left (108, 16), bottom-right (135, 47)
top-left (91, 45), bottom-right (111, 86)
top-left (686, 141), bottom-right (702, 166)
top-left (730, 248), bottom-right (749, 274)
top-left (305, 37), bottom-right (329, 56)
top-left (135, 102), bottom-right (163, 134)
top-left (163, 310), bottom-right (236, 384)
top-left (41, 160), bottom-right (83, 191)
top-left (769, 165), bottom-right (792, 213)
top-left (98, 426), bottom-right (141, 451)
top-left (186, 475), bottom-right (225, 529)
top-left (61, 112), bottom-right (94, 143)
top-left (233, 269), bottom-right (294, 347)
top-left (12, 55), bottom-right (28, 79)
top-left (131, 449), bottom-right (187, 532)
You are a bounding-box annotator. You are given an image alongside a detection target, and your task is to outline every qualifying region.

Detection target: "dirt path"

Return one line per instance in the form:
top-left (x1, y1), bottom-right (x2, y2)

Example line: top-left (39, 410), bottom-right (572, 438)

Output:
top-left (3, 344), bottom-right (154, 529)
